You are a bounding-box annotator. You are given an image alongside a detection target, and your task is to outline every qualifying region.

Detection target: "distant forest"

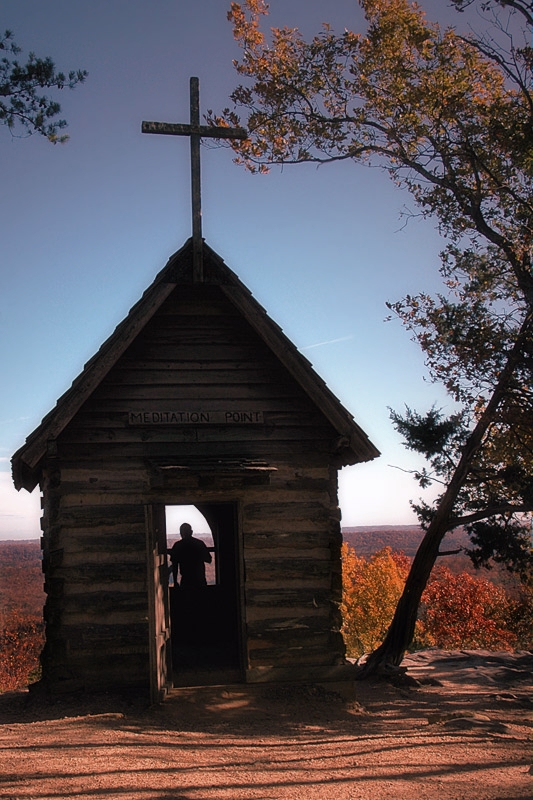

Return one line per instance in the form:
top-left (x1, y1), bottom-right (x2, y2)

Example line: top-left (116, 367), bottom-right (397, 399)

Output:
top-left (1, 528), bottom-right (529, 692)
top-left (0, 540), bottom-right (44, 619)
top-left (0, 526), bottom-right (515, 619)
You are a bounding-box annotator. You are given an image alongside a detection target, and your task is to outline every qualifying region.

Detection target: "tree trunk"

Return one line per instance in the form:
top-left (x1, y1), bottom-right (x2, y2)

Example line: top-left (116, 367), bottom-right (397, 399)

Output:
top-left (356, 312), bottom-right (532, 679)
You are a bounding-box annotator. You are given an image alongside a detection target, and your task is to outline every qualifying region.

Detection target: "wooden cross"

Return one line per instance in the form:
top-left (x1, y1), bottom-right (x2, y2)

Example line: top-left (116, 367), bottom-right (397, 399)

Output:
top-left (142, 77), bottom-right (248, 282)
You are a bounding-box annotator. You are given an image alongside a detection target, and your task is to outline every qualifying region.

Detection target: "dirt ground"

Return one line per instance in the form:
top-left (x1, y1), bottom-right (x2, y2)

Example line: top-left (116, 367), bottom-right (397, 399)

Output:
top-left (0, 650), bottom-right (531, 800)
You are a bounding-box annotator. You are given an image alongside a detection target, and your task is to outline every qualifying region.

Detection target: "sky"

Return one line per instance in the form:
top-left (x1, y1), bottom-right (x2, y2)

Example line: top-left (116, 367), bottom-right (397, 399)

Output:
top-left (1, 0), bottom-right (476, 539)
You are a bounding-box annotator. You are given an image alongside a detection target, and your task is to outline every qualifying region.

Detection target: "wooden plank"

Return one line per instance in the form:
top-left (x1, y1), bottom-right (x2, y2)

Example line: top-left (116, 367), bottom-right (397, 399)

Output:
top-left (245, 576), bottom-right (332, 591)
top-left (65, 622), bottom-right (147, 646)
top-left (102, 367), bottom-right (284, 386)
top-left (77, 396), bottom-right (317, 415)
top-left (90, 382), bottom-right (304, 401)
top-left (68, 410), bottom-right (326, 431)
top-left (245, 558), bottom-right (332, 581)
top-left (53, 523), bottom-right (146, 540)
top-left (247, 629), bottom-right (331, 649)
top-left (58, 545), bottom-right (145, 565)
top-left (243, 532), bottom-right (331, 550)
top-left (156, 287), bottom-right (241, 316)
top-left (244, 546), bottom-right (331, 561)
top-left (116, 343), bottom-right (276, 362)
top-left (113, 358), bottom-right (281, 373)
top-left (55, 504), bottom-right (145, 527)
top-left (245, 588), bottom-right (331, 608)
top-left (54, 561), bottom-right (146, 584)
top-left (244, 501), bottom-right (331, 521)
top-left (122, 318), bottom-right (269, 344)
top-left (55, 439), bottom-right (332, 461)
top-left (57, 478), bottom-right (149, 494)
top-left (63, 591), bottom-right (147, 615)
top-left (59, 465), bottom-right (148, 482)
top-left (58, 424), bottom-right (334, 445)
top-left (245, 605), bottom-right (329, 622)
top-left (247, 649), bottom-right (336, 668)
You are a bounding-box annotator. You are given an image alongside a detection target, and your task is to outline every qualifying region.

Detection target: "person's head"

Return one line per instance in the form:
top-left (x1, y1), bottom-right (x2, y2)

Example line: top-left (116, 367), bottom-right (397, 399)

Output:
top-left (179, 522), bottom-right (193, 540)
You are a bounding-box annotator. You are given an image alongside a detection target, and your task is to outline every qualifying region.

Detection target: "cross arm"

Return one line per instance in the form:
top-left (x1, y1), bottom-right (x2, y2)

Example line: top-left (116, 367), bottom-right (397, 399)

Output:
top-left (141, 120), bottom-right (248, 141)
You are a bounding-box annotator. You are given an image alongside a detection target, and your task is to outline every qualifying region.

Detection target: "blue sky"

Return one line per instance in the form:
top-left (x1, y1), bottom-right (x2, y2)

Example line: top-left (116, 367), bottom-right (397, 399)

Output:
top-left (1, 0), bottom-right (469, 539)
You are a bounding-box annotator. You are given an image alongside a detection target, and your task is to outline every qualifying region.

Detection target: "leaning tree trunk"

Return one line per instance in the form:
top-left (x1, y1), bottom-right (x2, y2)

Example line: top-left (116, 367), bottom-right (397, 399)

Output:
top-left (356, 313), bottom-right (532, 679)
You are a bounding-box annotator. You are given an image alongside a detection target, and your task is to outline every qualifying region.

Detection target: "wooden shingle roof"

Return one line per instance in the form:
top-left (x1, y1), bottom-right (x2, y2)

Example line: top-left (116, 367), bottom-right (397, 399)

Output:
top-left (12, 239), bottom-right (379, 491)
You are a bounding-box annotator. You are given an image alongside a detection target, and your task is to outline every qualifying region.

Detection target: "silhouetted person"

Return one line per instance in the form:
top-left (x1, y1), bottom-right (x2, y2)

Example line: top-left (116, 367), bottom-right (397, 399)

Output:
top-left (168, 522), bottom-right (212, 588)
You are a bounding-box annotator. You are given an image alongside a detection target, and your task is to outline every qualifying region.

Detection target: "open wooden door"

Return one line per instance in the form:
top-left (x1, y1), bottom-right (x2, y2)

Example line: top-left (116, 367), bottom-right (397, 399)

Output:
top-left (146, 504), bottom-right (172, 702)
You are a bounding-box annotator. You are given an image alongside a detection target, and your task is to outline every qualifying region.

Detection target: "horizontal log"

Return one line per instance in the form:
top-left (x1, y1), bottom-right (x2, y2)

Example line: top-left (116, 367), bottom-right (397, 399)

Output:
top-left (114, 357), bottom-right (278, 373)
top-left (54, 504), bottom-right (145, 526)
top-left (63, 591), bottom-right (148, 615)
top-left (243, 532), bottom-right (331, 550)
top-left (65, 409), bottom-right (327, 430)
top-left (105, 367), bottom-right (283, 386)
top-left (244, 604), bottom-right (329, 622)
top-left (245, 588), bottom-right (331, 608)
top-left (246, 614), bottom-right (330, 633)
top-left (130, 327), bottom-right (264, 350)
top-left (244, 546), bottom-right (331, 561)
top-left (108, 343), bottom-right (284, 363)
top-left (58, 424), bottom-right (334, 445)
top-left (245, 577), bottom-right (332, 591)
top-left (59, 465), bottom-right (148, 482)
top-left (63, 622), bottom-right (148, 647)
top-left (247, 649), bottom-right (337, 668)
top-left (81, 396), bottom-right (317, 415)
top-left (56, 531), bottom-right (146, 556)
top-left (55, 562), bottom-right (146, 584)
top-left (245, 558), bottom-right (332, 581)
top-left (91, 380), bottom-right (304, 401)
top-left (58, 478), bottom-right (149, 494)
top-left (55, 440), bottom-right (332, 462)
top-left (66, 657), bottom-right (150, 690)
top-left (242, 517), bottom-right (341, 536)
top-left (150, 291), bottom-right (240, 317)
top-left (244, 501), bottom-right (331, 521)
top-left (247, 628), bottom-right (330, 647)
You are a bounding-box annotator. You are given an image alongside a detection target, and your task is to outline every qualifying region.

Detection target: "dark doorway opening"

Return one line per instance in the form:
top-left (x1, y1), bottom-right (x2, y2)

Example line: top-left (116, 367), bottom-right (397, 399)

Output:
top-left (165, 502), bottom-right (242, 685)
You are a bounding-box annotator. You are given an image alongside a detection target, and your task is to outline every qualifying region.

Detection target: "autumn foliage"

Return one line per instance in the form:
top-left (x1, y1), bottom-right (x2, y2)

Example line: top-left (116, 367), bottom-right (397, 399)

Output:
top-left (0, 610), bottom-right (44, 692)
top-left (0, 541), bottom-right (45, 692)
top-left (341, 545), bottom-right (410, 657)
top-left (341, 544), bottom-right (532, 658)
top-left (415, 565), bottom-right (517, 651)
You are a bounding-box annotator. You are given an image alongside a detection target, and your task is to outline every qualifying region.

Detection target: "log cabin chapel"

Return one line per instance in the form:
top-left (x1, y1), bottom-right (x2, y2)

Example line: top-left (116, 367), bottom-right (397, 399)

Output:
top-left (11, 80), bottom-right (380, 701)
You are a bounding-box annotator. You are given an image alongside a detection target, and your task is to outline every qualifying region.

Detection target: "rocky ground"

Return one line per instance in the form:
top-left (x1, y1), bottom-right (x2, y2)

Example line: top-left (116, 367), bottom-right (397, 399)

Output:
top-left (0, 650), bottom-right (531, 800)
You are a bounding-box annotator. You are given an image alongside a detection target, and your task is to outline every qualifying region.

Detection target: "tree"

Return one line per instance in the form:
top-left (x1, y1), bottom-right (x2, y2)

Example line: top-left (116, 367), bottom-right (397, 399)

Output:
top-left (0, 609), bottom-right (44, 692)
top-left (215, 0), bottom-right (533, 673)
top-left (416, 565), bottom-right (516, 650)
top-left (341, 545), bottom-right (410, 657)
top-left (0, 29), bottom-right (87, 143)
top-left (450, 1), bottom-right (532, 27)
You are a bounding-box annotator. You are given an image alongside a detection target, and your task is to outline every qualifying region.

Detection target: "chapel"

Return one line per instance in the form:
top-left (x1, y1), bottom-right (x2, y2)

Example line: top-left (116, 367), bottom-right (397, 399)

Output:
top-left (11, 80), bottom-right (379, 699)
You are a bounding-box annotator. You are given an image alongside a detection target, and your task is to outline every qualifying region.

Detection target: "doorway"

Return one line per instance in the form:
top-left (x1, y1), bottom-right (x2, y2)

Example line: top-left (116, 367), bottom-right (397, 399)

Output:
top-left (165, 502), bottom-right (242, 685)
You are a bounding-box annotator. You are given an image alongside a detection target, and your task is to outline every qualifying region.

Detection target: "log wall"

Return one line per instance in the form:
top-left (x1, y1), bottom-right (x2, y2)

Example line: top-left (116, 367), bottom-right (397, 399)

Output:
top-left (40, 285), bottom-right (348, 692)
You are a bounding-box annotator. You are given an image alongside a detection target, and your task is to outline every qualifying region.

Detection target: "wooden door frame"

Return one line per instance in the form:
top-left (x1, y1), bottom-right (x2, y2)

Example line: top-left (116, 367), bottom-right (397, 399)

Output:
top-left (146, 504), bottom-right (172, 703)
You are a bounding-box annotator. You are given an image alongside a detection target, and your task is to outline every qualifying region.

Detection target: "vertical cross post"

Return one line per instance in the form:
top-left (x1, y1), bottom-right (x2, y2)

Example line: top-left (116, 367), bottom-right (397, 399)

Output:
top-left (189, 78), bottom-right (202, 282)
top-left (142, 78), bottom-right (248, 282)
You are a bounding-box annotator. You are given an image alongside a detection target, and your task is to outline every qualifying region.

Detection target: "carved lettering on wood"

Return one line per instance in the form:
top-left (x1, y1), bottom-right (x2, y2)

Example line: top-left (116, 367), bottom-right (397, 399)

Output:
top-left (128, 410), bottom-right (264, 425)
